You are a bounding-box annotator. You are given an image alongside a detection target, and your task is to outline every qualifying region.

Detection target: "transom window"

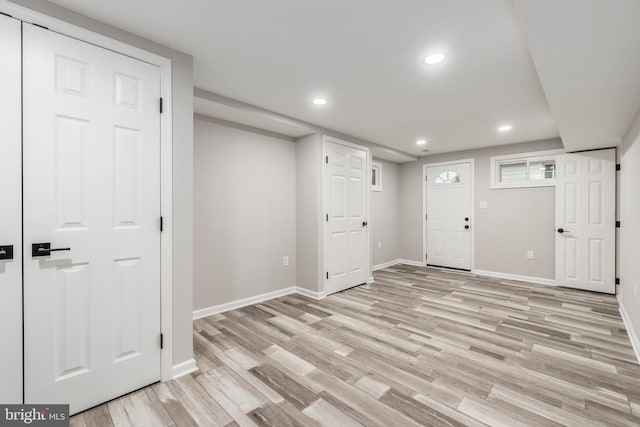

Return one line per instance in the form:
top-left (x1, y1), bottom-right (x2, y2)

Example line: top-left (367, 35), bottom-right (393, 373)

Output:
top-left (435, 171), bottom-right (461, 184)
top-left (491, 149), bottom-right (563, 189)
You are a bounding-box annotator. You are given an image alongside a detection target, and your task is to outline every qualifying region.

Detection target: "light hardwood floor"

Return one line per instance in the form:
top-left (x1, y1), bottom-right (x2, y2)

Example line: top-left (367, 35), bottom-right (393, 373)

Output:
top-left (71, 265), bottom-right (640, 426)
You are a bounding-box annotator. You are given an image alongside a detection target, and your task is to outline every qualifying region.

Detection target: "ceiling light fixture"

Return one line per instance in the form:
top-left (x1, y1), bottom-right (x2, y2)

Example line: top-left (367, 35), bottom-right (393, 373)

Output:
top-left (312, 98), bottom-right (327, 105)
top-left (498, 124), bottom-right (513, 132)
top-left (416, 139), bottom-right (427, 146)
top-left (424, 53), bottom-right (446, 65)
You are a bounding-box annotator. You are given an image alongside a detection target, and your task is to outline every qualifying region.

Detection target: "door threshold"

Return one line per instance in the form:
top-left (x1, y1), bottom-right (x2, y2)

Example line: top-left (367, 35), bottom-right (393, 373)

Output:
top-left (426, 264), bottom-right (472, 273)
top-left (333, 282), bottom-right (367, 294)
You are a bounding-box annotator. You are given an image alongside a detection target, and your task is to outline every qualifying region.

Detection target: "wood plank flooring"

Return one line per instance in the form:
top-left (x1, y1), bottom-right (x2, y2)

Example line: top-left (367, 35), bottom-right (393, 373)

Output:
top-left (71, 265), bottom-right (640, 426)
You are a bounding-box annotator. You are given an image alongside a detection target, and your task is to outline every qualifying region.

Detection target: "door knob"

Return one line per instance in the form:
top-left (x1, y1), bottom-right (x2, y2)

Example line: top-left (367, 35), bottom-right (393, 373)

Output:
top-left (32, 243), bottom-right (71, 257)
top-left (557, 228), bottom-right (567, 234)
top-left (464, 225), bottom-right (470, 230)
top-left (465, 217), bottom-right (469, 221)
top-left (362, 221), bottom-right (368, 227)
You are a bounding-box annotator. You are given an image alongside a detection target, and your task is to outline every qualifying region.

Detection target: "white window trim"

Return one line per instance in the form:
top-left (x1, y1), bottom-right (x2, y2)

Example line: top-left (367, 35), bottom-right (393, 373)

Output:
top-left (490, 149), bottom-right (565, 189)
top-left (372, 161), bottom-right (382, 192)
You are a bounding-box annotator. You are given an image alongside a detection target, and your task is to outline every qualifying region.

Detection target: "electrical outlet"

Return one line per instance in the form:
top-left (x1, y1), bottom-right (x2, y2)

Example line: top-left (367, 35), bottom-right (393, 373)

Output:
top-left (283, 256), bottom-right (289, 267)
top-left (527, 250), bottom-right (534, 260)
top-left (377, 241), bottom-right (382, 249)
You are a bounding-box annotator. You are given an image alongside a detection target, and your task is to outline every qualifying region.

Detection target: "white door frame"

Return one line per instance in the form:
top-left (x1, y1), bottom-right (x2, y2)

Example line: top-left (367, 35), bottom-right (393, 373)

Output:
top-left (423, 159), bottom-right (475, 271)
top-left (1, 1), bottom-right (175, 381)
top-left (322, 135), bottom-right (372, 293)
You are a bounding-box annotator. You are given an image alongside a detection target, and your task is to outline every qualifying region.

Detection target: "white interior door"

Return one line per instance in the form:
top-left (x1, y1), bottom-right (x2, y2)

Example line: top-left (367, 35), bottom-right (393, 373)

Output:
top-left (555, 149), bottom-right (615, 293)
top-left (0, 14), bottom-right (23, 404)
top-left (426, 163), bottom-right (472, 270)
top-left (324, 139), bottom-right (369, 294)
top-left (23, 24), bottom-right (162, 414)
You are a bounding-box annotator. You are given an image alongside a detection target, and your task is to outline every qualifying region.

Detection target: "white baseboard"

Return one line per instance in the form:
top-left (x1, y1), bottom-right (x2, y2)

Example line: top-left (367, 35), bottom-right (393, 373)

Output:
top-left (372, 259), bottom-right (402, 271)
top-left (397, 259), bottom-right (426, 267)
top-left (618, 297), bottom-right (640, 366)
top-left (172, 358), bottom-right (198, 380)
top-left (473, 269), bottom-right (556, 287)
top-left (193, 286), bottom-right (297, 319)
top-left (295, 286), bottom-right (326, 300)
top-left (193, 286), bottom-right (329, 320)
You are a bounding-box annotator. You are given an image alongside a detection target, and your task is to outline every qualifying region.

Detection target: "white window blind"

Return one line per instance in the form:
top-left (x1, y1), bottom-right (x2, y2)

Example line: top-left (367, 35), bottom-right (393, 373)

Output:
top-left (500, 162), bottom-right (527, 182)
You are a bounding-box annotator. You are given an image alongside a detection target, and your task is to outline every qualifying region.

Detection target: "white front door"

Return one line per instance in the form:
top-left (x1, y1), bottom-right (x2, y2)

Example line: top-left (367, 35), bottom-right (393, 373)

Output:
top-left (426, 163), bottom-right (472, 270)
top-left (0, 14), bottom-right (23, 404)
top-left (324, 139), bottom-right (369, 294)
top-left (23, 24), bottom-right (162, 414)
top-left (555, 149), bottom-right (616, 293)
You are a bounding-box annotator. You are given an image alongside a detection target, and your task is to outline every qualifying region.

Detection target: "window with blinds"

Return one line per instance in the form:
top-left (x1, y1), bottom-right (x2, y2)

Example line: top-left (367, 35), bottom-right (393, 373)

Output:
top-left (491, 150), bottom-right (561, 188)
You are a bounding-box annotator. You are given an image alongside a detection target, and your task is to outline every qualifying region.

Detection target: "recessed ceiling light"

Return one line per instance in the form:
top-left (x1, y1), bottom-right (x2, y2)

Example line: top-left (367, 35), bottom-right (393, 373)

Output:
top-left (416, 139), bottom-right (427, 146)
top-left (424, 53), bottom-right (446, 65)
top-left (498, 124), bottom-right (513, 132)
top-left (312, 98), bottom-right (327, 105)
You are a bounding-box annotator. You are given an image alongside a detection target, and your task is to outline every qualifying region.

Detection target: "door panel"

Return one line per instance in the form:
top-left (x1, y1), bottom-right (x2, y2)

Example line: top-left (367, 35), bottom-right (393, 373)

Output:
top-left (426, 163), bottom-right (472, 270)
top-left (555, 149), bottom-right (615, 293)
top-left (0, 14), bottom-right (22, 404)
top-left (23, 24), bottom-right (162, 414)
top-left (325, 140), bottom-right (369, 294)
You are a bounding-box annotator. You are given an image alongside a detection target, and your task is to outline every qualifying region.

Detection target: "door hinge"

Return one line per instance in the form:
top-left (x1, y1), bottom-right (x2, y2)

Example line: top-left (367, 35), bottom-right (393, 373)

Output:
top-left (160, 97), bottom-right (163, 114)
top-left (616, 221), bottom-right (621, 228)
top-left (160, 216), bottom-right (164, 232)
top-left (616, 278), bottom-right (620, 285)
top-left (160, 333), bottom-right (164, 349)
top-left (616, 164), bottom-right (621, 171)
top-left (425, 253), bottom-right (428, 261)
top-left (326, 213), bottom-right (329, 222)
top-left (326, 272), bottom-right (329, 279)
top-left (325, 156), bottom-right (328, 164)
top-left (425, 214), bottom-right (428, 221)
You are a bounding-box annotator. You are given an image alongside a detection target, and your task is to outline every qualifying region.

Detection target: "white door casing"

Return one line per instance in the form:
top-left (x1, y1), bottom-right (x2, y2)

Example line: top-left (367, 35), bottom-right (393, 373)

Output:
top-left (0, 14), bottom-right (23, 404)
top-left (425, 162), bottom-right (472, 270)
top-left (555, 149), bottom-right (616, 293)
top-left (23, 24), bottom-right (162, 414)
top-left (324, 138), bottom-right (370, 294)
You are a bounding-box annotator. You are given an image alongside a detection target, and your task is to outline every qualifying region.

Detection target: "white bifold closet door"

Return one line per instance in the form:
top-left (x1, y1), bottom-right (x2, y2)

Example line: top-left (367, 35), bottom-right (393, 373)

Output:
top-left (0, 13), bottom-right (23, 405)
top-left (23, 23), bottom-right (162, 414)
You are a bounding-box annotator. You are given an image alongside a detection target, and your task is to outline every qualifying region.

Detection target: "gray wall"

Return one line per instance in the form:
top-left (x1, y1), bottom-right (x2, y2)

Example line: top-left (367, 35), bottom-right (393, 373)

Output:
top-left (371, 159), bottom-right (400, 267)
top-left (9, 0), bottom-right (195, 365)
top-left (619, 108), bottom-right (640, 353)
top-left (295, 133), bottom-right (323, 293)
top-left (194, 119), bottom-right (296, 309)
top-left (399, 139), bottom-right (563, 279)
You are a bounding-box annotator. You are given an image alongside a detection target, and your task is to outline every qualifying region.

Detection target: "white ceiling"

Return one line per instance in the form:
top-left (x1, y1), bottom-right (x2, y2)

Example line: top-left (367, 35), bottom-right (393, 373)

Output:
top-left (514, 0), bottom-right (640, 151)
top-left (44, 0), bottom-right (640, 157)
